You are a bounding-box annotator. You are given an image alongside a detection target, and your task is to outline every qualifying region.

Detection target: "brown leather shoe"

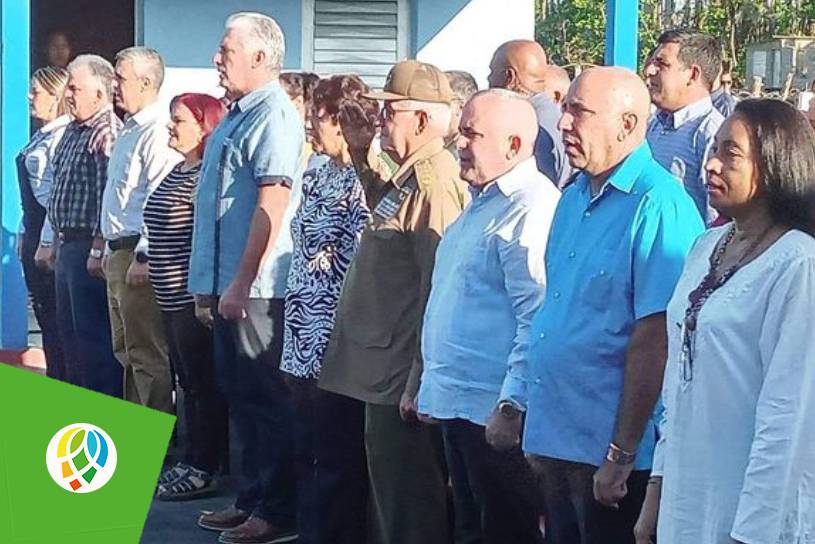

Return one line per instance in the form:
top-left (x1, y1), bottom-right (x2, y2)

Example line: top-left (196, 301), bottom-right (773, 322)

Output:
top-left (197, 505), bottom-right (250, 532)
top-left (218, 516), bottom-right (298, 544)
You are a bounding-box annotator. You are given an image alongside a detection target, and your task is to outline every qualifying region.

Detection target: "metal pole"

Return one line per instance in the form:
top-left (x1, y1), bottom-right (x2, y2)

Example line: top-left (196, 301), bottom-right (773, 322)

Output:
top-left (605, 0), bottom-right (639, 70)
top-left (0, 0), bottom-right (31, 349)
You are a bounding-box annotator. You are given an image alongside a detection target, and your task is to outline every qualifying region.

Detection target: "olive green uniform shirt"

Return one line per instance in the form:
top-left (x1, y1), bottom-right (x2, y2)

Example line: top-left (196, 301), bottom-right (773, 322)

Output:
top-left (319, 137), bottom-right (469, 405)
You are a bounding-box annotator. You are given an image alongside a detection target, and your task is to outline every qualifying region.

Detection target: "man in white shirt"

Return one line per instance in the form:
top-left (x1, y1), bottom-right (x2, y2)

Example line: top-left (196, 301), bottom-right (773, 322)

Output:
top-left (101, 46), bottom-right (181, 412)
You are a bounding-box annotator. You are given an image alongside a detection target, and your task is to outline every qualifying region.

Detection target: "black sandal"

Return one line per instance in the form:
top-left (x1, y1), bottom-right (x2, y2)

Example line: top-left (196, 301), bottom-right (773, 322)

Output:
top-left (156, 466), bottom-right (218, 501)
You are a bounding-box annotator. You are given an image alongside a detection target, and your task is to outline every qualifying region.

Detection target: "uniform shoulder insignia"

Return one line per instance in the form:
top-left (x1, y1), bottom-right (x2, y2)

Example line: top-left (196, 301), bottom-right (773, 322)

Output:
top-left (413, 159), bottom-right (437, 188)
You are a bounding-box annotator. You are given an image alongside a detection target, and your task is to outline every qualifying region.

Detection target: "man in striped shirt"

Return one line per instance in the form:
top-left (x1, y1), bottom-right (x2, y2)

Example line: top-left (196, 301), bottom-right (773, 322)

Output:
top-left (645, 30), bottom-right (724, 225)
top-left (48, 54), bottom-right (123, 396)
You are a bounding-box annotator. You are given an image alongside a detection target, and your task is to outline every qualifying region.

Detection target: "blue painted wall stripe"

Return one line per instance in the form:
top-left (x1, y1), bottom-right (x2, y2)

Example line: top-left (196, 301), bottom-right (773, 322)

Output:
top-left (0, 0), bottom-right (30, 348)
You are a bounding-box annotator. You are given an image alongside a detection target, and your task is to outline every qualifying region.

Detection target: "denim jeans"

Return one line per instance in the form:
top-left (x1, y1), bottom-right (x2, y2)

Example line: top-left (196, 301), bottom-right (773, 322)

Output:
top-left (54, 236), bottom-right (122, 397)
top-left (212, 298), bottom-right (295, 528)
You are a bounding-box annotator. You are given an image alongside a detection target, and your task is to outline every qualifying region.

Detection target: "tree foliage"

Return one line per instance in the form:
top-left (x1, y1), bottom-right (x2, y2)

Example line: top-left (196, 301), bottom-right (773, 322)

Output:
top-left (536, 0), bottom-right (815, 77)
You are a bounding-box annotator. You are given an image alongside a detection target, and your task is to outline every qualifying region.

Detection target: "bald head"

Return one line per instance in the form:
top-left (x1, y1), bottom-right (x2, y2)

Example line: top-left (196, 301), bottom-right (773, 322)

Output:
top-left (558, 67), bottom-right (651, 178)
top-left (539, 65), bottom-right (571, 104)
top-left (457, 89), bottom-right (539, 187)
top-left (488, 40), bottom-right (549, 96)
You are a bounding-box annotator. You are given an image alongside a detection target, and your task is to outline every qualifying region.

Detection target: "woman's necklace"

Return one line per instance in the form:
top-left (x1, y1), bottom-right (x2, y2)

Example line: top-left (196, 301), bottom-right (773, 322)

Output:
top-left (684, 222), bottom-right (775, 332)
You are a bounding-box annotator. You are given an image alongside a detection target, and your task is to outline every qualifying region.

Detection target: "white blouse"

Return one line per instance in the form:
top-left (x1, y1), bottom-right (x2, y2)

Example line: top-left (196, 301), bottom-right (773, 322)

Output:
top-left (654, 227), bottom-right (815, 544)
top-left (19, 115), bottom-right (70, 243)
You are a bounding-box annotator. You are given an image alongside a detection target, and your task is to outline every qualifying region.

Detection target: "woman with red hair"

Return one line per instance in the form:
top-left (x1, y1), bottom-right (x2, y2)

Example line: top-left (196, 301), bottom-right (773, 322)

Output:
top-left (144, 93), bottom-right (228, 500)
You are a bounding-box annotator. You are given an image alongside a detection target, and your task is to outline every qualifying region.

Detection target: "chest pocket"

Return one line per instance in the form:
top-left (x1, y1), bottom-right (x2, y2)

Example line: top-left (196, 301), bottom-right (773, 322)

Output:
top-left (580, 249), bottom-right (618, 311)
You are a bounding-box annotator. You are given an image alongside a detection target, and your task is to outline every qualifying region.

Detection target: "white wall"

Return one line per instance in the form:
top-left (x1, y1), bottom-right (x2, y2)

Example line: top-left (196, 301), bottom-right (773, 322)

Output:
top-left (415, 0), bottom-right (535, 89)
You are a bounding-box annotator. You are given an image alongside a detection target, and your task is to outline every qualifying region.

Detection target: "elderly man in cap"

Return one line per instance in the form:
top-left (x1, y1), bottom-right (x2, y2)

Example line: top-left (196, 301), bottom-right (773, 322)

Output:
top-left (320, 60), bottom-right (468, 544)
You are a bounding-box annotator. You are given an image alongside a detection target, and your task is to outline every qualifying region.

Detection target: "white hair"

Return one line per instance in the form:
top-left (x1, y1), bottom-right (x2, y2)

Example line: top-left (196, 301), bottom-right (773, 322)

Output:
top-left (226, 12), bottom-right (285, 71)
top-left (67, 54), bottom-right (115, 99)
top-left (115, 46), bottom-right (165, 89)
top-left (400, 100), bottom-right (452, 134)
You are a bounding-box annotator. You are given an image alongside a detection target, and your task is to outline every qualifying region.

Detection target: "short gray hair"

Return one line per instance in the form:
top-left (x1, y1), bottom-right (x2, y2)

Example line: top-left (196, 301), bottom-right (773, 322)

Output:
top-left (67, 54), bottom-right (115, 99)
top-left (115, 46), bottom-right (165, 89)
top-left (226, 12), bottom-right (285, 71)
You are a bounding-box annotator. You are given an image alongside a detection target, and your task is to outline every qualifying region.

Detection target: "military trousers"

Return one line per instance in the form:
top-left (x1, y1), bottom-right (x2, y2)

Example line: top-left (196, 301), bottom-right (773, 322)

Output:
top-left (365, 403), bottom-right (450, 544)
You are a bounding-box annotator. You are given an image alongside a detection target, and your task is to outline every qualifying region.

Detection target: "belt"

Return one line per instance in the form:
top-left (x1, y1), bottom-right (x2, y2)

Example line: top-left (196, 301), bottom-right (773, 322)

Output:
top-left (107, 235), bottom-right (141, 252)
top-left (58, 228), bottom-right (93, 242)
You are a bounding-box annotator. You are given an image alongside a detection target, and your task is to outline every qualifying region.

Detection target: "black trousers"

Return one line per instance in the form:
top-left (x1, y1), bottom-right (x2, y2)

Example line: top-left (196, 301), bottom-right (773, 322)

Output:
top-left (288, 376), bottom-right (368, 544)
top-left (528, 456), bottom-right (649, 544)
top-left (161, 304), bottom-right (228, 473)
top-left (442, 419), bottom-right (544, 544)
top-left (212, 298), bottom-right (295, 528)
top-left (20, 231), bottom-right (65, 381)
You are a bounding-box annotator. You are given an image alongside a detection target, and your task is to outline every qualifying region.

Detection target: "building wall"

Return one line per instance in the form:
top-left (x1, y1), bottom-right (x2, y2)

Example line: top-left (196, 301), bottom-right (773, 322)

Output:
top-left (411, 0), bottom-right (534, 88)
top-left (139, 0), bottom-right (303, 69)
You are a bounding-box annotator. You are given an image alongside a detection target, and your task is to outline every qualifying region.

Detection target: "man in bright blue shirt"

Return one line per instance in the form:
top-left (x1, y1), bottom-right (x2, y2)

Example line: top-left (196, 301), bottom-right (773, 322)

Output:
top-left (189, 13), bottom-right (303, 544)
top-left (524, 67), bottom-right (703, 544)
top-left (418, 89), bottom-right (559, 543)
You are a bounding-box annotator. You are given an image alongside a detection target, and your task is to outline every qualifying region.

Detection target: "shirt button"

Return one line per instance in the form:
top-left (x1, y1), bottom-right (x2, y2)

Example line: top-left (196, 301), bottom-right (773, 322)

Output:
top-left (535, 378), bottom-right (542, 384)
top-left (599, 270), bottom-right (606, 276)
top-left (553, 292), bottom-right (560, 299)
top-left (568, 251), bottom-right (576, 258)
top-left (539, 332), bottom-right (546, 339)
top-left (584, 211), bottom-right (591, 217)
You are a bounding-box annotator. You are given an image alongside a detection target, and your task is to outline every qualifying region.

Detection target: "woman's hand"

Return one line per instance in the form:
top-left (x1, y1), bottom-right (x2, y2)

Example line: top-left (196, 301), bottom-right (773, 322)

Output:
top-left (634, 476), bottom-right (661, 544)
top-left (338, 101), bottom-right (377, 151)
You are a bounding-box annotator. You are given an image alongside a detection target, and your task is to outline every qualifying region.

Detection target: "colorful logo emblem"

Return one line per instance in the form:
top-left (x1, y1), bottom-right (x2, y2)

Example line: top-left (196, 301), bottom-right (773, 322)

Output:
top-left (45, 423), bottom-right (117, 493)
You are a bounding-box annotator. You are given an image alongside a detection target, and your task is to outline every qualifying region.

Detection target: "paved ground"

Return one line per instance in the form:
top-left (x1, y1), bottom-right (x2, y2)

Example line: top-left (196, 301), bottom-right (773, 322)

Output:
top-left (141, 484), bottom-right (239, 543)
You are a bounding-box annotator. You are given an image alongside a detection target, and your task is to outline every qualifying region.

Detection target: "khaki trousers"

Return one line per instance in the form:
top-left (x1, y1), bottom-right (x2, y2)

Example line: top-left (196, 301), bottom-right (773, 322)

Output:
top-left (106, 248), bottom-right (172, 412)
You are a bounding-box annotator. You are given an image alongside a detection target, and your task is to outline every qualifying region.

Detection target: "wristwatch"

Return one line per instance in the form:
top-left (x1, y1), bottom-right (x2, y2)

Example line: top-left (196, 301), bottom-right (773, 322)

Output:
top-left (89, 247), bottom-right (103, 259)
top-left (606, 442), bottom-right (636, 465)
top-left (134, 251), bottom-right (149, 264)
top-left (498, 401), bottom-right (522, 418)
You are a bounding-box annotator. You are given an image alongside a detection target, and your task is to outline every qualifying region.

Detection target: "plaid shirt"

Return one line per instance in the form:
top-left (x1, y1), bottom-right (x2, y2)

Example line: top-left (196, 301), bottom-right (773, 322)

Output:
top-left (48, 106), bottom-right (122, 236)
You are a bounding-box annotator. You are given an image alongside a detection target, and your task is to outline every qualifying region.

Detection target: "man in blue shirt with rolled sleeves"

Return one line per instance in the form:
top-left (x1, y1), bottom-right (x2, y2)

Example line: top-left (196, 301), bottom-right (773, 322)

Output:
top-left (188, 12), bottom-right (303, 544)
top-left (523, 67), bottom-right (703, 544)
top-left (418, 89), bottom-right (559, 543)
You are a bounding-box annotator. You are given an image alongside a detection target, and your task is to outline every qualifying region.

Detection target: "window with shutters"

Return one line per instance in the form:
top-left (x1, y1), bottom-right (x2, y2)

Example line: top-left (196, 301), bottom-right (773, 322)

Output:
top-left (302, 0), bottom-right (410, 89)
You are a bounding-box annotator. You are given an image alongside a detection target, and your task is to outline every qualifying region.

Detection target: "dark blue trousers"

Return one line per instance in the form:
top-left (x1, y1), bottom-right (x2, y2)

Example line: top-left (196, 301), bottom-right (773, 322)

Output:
top-left (54, 236), bottom-right (122, 397)
top-left (212, 298), bottom-right (296, 529)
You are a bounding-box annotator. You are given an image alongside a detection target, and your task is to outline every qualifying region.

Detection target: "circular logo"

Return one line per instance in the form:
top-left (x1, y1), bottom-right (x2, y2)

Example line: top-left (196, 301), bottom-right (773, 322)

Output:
top-left (45, 423), bottom-right (117, 493)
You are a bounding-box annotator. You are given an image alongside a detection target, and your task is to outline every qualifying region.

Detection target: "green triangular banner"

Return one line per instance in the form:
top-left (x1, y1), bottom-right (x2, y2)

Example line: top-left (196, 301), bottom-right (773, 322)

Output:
top-left (0, 364), bottom-right (174, 543)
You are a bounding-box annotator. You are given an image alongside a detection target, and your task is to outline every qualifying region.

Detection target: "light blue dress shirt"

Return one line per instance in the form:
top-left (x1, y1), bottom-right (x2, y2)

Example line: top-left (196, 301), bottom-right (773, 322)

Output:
top-left (523, 143), bottom-right (703, 469)
top-left (646, 95), bottom-right (723, 224)
top-left (418, 158), bottom-right (560, 426)
top-left (189, 81), bottom-right (304, 299)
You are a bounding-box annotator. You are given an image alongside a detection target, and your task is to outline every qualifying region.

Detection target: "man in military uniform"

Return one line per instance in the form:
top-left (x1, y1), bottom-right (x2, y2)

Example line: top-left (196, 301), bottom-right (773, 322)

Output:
top-left (319, 60), bottom-right (468, 544)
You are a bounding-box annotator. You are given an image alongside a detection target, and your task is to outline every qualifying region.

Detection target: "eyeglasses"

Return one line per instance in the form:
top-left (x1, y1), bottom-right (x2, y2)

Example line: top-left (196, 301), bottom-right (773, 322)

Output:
top-left (380, 105), bottom-right (418, 121)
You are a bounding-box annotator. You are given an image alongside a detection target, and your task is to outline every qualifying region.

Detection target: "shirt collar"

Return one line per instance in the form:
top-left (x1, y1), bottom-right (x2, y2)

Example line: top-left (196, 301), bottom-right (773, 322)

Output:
top-left (492, 157), bottom-right (539, 197)
top-left (40, 114), bottom-right (71, 134)
top-left (77, 105), bottom-right (114, 127)
top-left (657, 95), bottom-right (714, 130)
top-left (235, 80), bottom-right (280, 113)
top-left (127, 100), bottom-right (164, 126)
top-left (390, 138), bottom-right (446, 187)
top-left (576, 141), bottom-right (652, 196)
